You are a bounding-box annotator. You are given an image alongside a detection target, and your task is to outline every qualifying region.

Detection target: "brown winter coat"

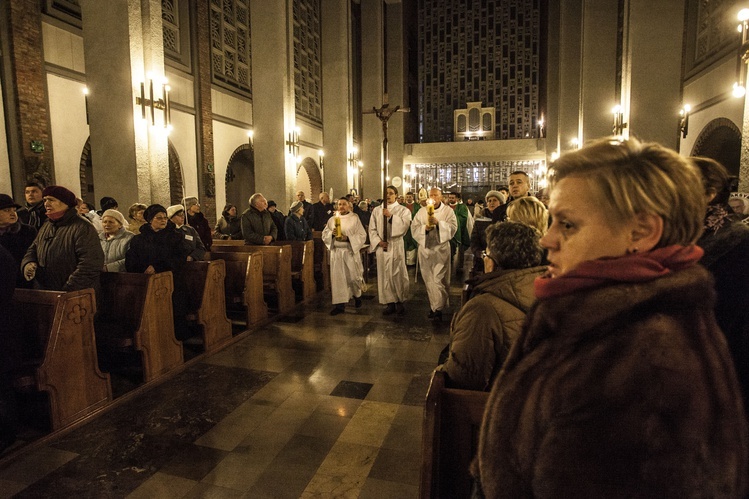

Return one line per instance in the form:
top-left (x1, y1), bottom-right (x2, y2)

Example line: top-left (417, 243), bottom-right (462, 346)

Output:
top-left (476, 265), bottom-right (748, 498)
top-left (440, 265), bottom-right (545, 390)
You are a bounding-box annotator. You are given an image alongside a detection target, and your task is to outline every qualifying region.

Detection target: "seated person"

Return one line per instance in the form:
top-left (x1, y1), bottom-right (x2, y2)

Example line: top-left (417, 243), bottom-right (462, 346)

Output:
top-left (100, 209), bottom-right (134, 272)
top-left (0, 194), bottom-right (36, 287)
top-left (214, 204), bottom-right (242, 240)
top-left (506, 196), bottom-right (549, 235)
top-left (127, 203), bottom-right (147, 235)
top-left (284, 201), bottom-right (313, 241)
top-left (438, 221), bottom-right (546, 390)
top-left (167, 204), bottom-right (206, 261)
top-left (241, 193), bottom-right (277, 245)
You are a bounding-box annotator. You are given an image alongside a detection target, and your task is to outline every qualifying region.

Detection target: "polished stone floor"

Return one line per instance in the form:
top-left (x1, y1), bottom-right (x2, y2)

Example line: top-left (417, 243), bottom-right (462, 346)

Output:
top-left (0, 265), bottom-right (465, 498)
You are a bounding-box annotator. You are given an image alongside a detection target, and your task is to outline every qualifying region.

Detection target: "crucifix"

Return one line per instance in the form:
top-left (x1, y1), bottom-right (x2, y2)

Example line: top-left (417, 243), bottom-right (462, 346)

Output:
top-left (364, 94), bottom-right (409, 251)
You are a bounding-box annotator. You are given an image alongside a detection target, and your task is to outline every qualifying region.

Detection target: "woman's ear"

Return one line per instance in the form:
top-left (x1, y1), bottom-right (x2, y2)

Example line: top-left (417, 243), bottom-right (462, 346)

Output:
top-left (705, 189), bottom-right (717, 204)
top-left (630, 213), bottom-right (664, 253)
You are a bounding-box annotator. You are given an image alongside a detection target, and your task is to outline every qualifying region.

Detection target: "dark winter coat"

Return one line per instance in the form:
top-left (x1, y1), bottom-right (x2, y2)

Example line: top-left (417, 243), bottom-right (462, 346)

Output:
top-left (698, 218), bottom-right (749, 416)
top-left (439, 265), bottom-right (545, 391)
top-left (308, 201), bottom-right (334, 231)
top-left (284, 213), bottom-right (312, 241)
top-left (214, 215), bottom-right (242, 240)
top-left (186, 211), bottom-right (212, 250)
top-left (21, 209), bottom-right (104, 292)
top-left (0, 221), bottom-right (36, 286)
top-left (176, 224), bottom-right (206, 261)
top-left (240, 206), bottom-right (277, 245)
top-left (475, 265), bottom-right (748, 498)
top-left (270, 210), bottom-right (286, 240)
top-left (16, 201), bottom-right (47, 231)
top-left (125, 222), bottom-right (190, 274)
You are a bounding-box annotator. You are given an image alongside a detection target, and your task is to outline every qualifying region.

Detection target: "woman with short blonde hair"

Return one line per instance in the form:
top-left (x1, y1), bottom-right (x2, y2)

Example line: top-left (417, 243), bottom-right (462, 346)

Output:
top-left (506, 196), bottom-right (549, 235)
top-left (475, 138), bottom-right (747, 498)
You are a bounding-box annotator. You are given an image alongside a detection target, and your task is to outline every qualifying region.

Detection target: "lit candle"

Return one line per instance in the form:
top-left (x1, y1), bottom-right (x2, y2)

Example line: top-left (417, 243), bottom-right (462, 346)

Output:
top-left (334, 211), bottom-right (342, 238)
top-left (427, 199), bottom-right (435, 216)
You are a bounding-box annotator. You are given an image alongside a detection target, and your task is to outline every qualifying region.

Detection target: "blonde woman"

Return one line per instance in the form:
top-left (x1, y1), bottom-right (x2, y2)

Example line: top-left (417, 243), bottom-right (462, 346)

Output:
top-left (506, 195), bottom-right (549, 235)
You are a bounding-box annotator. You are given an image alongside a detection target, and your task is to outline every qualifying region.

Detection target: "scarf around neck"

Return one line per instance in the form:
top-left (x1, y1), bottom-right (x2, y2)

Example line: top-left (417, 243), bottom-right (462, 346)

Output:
top-left (534, 245), bottom-right (704, 300)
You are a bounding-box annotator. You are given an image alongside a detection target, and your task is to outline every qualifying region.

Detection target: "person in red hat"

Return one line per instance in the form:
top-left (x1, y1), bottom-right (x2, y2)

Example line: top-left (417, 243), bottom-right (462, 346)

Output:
top-left (21, 185), bottom-right (104, 292)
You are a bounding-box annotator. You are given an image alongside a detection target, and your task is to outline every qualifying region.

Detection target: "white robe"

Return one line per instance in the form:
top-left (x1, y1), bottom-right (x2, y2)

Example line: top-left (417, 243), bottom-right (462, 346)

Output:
top-left (369, 202), bottom-right (412, 304)
top-left (412, 202), bottom-right (457, 312)
top-left (322, 212), bottom-right (367, 305)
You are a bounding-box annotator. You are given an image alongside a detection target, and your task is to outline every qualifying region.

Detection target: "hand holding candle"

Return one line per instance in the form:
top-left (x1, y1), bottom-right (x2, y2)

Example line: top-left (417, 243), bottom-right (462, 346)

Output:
top-left (334, 211), bottom-right (342, 239)
top-left (426, 199), bottom-right (435, 230)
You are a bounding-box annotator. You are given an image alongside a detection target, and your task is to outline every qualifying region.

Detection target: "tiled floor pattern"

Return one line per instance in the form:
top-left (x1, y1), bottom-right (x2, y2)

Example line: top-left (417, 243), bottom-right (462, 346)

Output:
top-left (0, 266), bottom-right (461, 498)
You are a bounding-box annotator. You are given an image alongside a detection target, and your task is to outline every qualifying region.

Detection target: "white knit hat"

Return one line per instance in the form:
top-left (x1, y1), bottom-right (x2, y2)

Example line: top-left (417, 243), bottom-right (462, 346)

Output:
top-left (167, 204), bottom-right (185, 219)
top-left (101, 209), bottom-right (126, 227)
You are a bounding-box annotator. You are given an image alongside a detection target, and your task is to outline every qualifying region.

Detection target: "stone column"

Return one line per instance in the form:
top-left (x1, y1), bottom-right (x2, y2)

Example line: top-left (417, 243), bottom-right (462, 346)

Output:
top-left (194, 2), bottom-right (216, 221)
top-left (556, 0), bottom-right (583, 152)
top-left (321, 0), bottom-right (352, 198)
top-left (360, 0), bottom-right (384, 199)
top-left (385, 1), bottom-right (406, 192)
top-left (250, 0), bottom-right (295, 206)
top-left (79, 0), bottom-right (170, 208)
top-left (1, 0), bottom-right (55, 194)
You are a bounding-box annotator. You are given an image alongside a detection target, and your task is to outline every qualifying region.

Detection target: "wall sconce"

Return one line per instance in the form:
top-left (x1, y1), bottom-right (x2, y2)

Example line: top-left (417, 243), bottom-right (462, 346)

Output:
top-left (734, 9), bottom-right (749, 98)
top-left (679, 104), bottom-right (691, 139)
top-left (537, 116), bottom-right (545, 138)
top-left (612, 105), bottom-right (627, 136)
top-left (348, 146), bottom-right (359, 170)
top-left (318, 149), bottom-right (324, 168)
top-left (247, 130), bottom-right (254, 149)
top-left (286, 126), bottom-right (300, 160)
top-left (83, 87), bottom-right (89, 125)
top-left (570, 137), bottom-right (581, 149)
top-left (136, 75), bottom-right (171, 128)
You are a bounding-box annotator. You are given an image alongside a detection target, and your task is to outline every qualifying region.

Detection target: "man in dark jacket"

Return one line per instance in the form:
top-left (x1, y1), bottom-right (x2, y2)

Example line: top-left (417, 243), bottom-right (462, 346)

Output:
top-left (308, 192), bottom-right (334, 231)
top-left (21, 185), bottom-right (104, 292)
top-left (183, 196), bottom-right (213, 250)
top-left (241, 193), bottom-right (277, 245)
top-left (16, 182), bottom-right (47, 230)
top-left (267, 200), bottom-right (286, 240)
top-left (0, 194), bottom-right (36, 287)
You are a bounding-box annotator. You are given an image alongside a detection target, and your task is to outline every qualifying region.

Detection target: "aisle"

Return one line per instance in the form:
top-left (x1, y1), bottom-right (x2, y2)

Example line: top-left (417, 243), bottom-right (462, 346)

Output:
top-left (0, 267), bottom-right (463, 498)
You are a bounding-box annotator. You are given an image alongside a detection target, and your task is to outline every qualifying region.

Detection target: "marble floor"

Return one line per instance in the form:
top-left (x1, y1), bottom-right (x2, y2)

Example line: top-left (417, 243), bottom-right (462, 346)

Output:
top-left (0, 265), bottom-right (463, 498)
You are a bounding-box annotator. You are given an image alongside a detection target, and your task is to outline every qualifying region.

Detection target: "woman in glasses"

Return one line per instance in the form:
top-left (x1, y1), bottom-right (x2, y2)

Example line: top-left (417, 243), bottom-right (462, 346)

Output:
top-left (474, 138), bottom-right (747, 498)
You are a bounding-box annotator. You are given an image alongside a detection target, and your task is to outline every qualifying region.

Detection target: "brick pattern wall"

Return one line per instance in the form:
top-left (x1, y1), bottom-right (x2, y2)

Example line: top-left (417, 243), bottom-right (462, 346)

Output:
top-left (7, 0), bottom-right (54, 186)
top-left (196, 1), bottom-right (216, 224)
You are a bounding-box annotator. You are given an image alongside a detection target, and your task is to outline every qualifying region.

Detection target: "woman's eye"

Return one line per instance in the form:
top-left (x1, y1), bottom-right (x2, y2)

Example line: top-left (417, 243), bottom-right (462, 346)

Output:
top-left (561, 220), bottom-right (574, 230)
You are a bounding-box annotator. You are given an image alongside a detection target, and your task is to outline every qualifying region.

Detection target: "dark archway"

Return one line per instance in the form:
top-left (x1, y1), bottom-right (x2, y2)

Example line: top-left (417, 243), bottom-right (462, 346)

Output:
top-left (79, 138), bottom-right (184, 206)
top-left (297, 157), bottom-right (323, 200)
top-left (225, 144), bottom-right (255, 209)
top-left (691, 118), bottom-right (742, 177)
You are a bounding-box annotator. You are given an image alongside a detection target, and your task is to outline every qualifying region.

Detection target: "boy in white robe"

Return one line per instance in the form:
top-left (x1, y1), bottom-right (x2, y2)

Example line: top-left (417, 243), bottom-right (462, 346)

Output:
top-left (412, 187), bottom-right (457, 321)
top-left (369, 185), bottom-right (412, 315)
top-left (322, 198), bottom-right (368, 315)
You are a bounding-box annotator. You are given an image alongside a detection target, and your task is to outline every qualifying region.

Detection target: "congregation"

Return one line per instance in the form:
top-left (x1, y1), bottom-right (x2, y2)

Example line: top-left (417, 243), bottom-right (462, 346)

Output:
top-left (2, 137), bottom-right (749, 496)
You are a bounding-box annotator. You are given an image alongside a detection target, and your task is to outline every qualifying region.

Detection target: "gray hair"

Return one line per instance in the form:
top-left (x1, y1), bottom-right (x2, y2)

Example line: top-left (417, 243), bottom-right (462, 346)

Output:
top-left (485, 221), bottom-right (543, 270)
top-left (249, 193), bottom-right (264, 207)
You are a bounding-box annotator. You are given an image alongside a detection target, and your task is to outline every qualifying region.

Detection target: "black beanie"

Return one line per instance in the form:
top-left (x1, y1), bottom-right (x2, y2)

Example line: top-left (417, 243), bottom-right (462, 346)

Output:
top-left (143, 204), bottom-right (167, 222)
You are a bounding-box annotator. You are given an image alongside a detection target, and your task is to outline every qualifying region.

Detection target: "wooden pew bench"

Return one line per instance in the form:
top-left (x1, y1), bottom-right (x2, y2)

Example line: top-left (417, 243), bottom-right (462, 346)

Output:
top-left (272, 240), bottom-right (315, 300)
top-left (205, 251), bottom-right (268, 327)
top-left (312, 231), bottom-right (331, 291)
top-left (420, 370), bottom-right (489, 499)
top-left (12, 288), bottom-right (112, 431)
top-left (183, 260), bottom-right (233, 352)
top-left (96, 271), bottom-right (183, 383)
top-left (209, 244), bottom-right (294, 314)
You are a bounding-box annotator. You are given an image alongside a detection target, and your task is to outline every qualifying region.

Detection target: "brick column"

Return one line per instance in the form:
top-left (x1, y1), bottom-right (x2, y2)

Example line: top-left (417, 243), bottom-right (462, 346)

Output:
top-left (3, 0), bottom-right (54, 188)
top-left (194, 2), bottom-right (216, 223)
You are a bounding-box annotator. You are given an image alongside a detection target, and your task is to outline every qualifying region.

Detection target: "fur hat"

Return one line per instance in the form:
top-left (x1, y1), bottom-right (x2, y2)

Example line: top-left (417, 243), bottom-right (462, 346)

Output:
top-left (100, 196), bottom-right (118, 211)
top-left (183, 197), bottom-right (199, 210)
top-left (0, 194), bottom-right (21, 211)
top-left (143, 204), bottom-right (167, 222)
top-left (101, 209), bottom-right (126, 227)
top-left (485, 190), bottom-right (506, 204)
top-left (167, 204), bottom-right (185, 219)
top-left (43, 185), bottom-right (77, 208)
top-left (290, 201), bottom-right (303, 213)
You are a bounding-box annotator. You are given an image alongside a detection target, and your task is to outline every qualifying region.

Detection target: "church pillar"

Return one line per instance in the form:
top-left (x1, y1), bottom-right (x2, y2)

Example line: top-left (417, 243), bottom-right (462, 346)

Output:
top-left (385, 1), bottom-right (406, 193)
top-left (360, 0), bottom-right (385, 199)
top-left (250, 0), bottom-right (296, 206)
top-left (194, 1), bottom-right (216, 220)
top-left (321, 0), bottom-right (352, 199)
top-left (79, 0), bottom-right (170, 208)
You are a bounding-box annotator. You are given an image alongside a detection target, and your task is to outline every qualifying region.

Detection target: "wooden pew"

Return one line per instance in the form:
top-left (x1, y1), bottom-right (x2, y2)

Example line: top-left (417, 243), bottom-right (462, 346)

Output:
top-left (183, 260), bottom-right (233, 351)
top-left (209, 244), bottom-right (294, 314)
top-left (420, 370), bottom-right (489, 499)
top-left (272, 240), bottom-right (315, 300)
top-left (211, 239), bottom-right (246, 246)
top-left (205, 251), bottom-right (268, 327)
top-left (12, 288), bottom-right (112, 430)
top-left (96, 271), bottom-right (184, 382)
top-left (312, 231), bottom-right (331, 290)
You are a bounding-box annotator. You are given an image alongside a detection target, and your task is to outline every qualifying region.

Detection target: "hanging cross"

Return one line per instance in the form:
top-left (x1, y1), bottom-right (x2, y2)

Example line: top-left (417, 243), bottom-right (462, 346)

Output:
top-left (364, 95), bottom-right (409, 250)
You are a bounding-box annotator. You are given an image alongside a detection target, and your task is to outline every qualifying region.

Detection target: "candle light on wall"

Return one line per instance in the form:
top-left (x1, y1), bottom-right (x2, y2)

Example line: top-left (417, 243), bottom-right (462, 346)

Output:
top-left (679, 104), bottom-right (691, 139)
top-left (247, 130), bottom-right (254, 149)
top-left (612, 105), bottom-right (627, 136)
top-left (318, 149), bottom-right (324, 169)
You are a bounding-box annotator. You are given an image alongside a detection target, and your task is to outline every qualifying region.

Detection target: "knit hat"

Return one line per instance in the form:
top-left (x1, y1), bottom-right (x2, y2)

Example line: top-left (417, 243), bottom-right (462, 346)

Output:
top-left (485, 190), bottom-right (505, 203)
top-left (268, 200), bottom-right (277, 208)
top-left (43, 185), bottom-right (77, 208)
top-left (183, 197), bottom-right (199, 210)
top-left (167, 204), bottom-right (185, 219)
top-left (418, 188), bottom-right (428, 202)
top-left (143, 204), bottom-right (167, 222)
top-left (0, 194), bottom-right (20, 211)
top-left (290, 201), bottom-right (303, 213)
top-left (101, 209), bottom-right (126, 227)
top-left (100, 196), bottom-right (118, 211)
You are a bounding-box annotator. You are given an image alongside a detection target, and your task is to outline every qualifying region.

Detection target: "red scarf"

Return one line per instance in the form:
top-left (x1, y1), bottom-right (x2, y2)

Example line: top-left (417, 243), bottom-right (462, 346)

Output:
top-left (47, 210), bottom-right (66, 221)
top-left (534, 245), bottom-right (704, 300)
